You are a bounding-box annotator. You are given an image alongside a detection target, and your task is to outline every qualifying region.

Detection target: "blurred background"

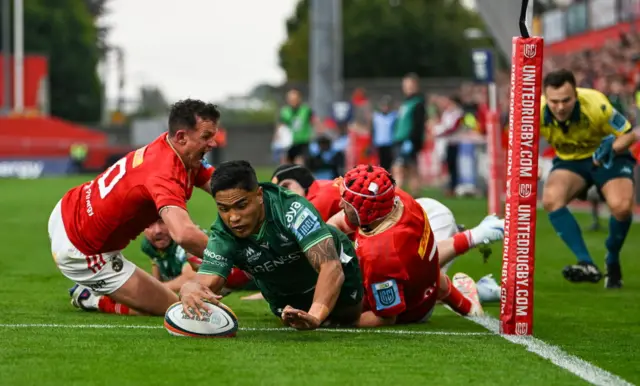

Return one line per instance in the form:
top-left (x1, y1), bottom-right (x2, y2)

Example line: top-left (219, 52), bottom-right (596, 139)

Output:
top-left (1, 0), bottom-right (640, 206)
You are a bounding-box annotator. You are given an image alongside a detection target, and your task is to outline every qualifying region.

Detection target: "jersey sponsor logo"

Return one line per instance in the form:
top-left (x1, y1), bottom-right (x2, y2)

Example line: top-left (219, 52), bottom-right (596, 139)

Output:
top-left (285, 201), bottom-right (303, 223)
top-left (244, 246), bottom-right (262, 263)
top-left (203, 249), bottom-right (227, 266)
top-left (245, 252), bottom-right (303, 275)
top-left (291, 208), bottom-right (321, 241)
top-left (277, 232), bottom-right (293, 246)
top-left (372, 279), bottom-right (401, 311)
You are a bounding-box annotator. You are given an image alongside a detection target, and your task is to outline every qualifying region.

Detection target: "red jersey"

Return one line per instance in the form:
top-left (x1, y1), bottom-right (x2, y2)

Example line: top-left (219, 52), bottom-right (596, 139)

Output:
top-left (306, 179), bottom-right (342, 221)
top-left (355, 189), bottom-right (439, 324)
top-left (61, 134), bottom-right (214, 255)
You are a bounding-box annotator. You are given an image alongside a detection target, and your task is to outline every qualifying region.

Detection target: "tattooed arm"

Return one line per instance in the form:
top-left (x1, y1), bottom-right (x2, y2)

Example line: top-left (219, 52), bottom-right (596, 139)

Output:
top-left (306, 236), bottom-right (345, 322)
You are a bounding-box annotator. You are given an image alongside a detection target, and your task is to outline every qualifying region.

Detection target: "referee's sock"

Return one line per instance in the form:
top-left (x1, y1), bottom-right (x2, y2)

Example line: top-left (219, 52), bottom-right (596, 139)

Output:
top-left (605, 215), bottom-right (632, 266)
top-left (549, 207), bottom-right (593, 264)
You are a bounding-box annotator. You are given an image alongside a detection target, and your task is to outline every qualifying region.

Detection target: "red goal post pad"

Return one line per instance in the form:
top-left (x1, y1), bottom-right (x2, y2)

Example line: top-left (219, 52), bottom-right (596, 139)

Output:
top-left (499, 37), bottom-right (544, 336)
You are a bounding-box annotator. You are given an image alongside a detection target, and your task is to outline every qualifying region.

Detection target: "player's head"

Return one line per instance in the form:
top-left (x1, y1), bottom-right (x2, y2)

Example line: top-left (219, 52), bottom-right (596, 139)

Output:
top-left (286, 88), bottom-right (302, 107)
top-left (271, 164), bottom-right (315, 197)
top-left (340, 164), bottom-right (396, 230)
top-left (543, 69), bottom-right (577, 122)
top-left (210, 160), bottom-right (264, 238)
top-left (402, 72), bottom-right (419, 96)
top-left (144, 219), bottom-right (172, 250)
top-left (168, 99), bottom-right (221, 170)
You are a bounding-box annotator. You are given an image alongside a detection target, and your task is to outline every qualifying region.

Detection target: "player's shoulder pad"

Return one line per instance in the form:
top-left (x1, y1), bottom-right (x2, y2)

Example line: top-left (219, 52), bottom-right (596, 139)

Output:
top-left (371, 279), bottom-right (402, 311)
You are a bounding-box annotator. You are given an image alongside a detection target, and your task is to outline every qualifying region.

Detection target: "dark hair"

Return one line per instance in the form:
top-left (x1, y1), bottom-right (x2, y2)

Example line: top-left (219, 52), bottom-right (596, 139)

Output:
top-left (210, 160), bottom-right (258, 196)
top-left (543, 69), bottom-right (576, 89)
top-left (404, 72), bottom-right (419, 82)
top-left (271, 164), bottom-right (315, 191)
top-left (168, 99), bottom-right (221, 136)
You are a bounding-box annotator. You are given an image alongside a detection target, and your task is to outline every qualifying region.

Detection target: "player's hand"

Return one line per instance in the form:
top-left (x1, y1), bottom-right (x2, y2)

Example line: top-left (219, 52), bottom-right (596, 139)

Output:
top-left (593, 135), bottom-right (616, 169)
top-left (179, 280), bottom-right (220, 319)
top-left (281, 305), bottom-right (321, 330)
top-left (470, 214), bottom-right (505, 245)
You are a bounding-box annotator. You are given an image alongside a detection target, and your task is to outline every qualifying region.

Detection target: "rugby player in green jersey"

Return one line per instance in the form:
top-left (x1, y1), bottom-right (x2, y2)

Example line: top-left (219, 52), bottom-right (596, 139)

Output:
top-left (142, 219), bottom-right (255, 293)
top-left (179, 160), bottom-right (363, 330)
top-left (141, 220), bottom-right (197, 292)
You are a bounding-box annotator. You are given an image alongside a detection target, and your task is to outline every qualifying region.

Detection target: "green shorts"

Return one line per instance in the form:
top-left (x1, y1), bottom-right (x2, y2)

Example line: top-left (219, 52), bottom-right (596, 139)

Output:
top-left (265, 260), bottom-right (363, 319)
top-left (551, 153), bottom-right (636, 199)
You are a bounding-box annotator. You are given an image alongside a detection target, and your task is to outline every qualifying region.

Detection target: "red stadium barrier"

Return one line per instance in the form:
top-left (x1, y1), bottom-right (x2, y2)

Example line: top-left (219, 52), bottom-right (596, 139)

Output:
top-left (500, 36), bottom-right (543, 336)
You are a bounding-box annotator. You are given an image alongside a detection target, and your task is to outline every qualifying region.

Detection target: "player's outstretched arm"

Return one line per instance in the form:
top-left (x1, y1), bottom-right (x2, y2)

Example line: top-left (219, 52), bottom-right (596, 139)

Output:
top-left (306, 237), bottom-right (345, 323)
top-left (437, 215), bottom-right (505, 267)
top-left (160, 206), bottom-right (209, 258)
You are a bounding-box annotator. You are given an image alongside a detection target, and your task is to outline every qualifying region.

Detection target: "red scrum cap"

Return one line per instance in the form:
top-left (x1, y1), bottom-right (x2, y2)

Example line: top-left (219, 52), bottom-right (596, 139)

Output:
top-left (341, 164), bottom-right (396, 226)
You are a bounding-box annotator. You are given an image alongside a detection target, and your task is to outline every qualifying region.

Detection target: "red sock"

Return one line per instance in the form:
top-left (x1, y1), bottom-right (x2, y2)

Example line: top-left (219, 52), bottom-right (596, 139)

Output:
top-left (98, 296), bottom-right (131, 315)
top-left (439, 276), bottom-right (472, 315)
top-left (225, 268), bottom-right (252, 289)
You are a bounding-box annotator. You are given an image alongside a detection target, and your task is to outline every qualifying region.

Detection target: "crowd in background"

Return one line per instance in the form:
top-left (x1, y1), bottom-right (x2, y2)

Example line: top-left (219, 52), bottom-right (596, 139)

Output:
top-left (272, 31), bottom-right (640, 197)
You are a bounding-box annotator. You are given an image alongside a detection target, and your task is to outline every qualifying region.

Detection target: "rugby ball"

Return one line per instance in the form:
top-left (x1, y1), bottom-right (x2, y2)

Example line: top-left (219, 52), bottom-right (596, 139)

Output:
top-left (164, 301), bottom-right (238, 338)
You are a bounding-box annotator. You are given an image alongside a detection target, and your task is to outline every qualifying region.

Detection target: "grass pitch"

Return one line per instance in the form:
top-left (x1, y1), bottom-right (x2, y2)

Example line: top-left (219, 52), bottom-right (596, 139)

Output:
top-left (0, 171), bottom-right (638, 386)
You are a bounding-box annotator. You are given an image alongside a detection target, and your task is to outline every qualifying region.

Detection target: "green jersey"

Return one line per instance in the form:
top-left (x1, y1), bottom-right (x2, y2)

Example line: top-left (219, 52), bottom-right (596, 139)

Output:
top-left (141, 238), bottom-right (188, 281)
top-left (200, 183), bottom-right (362, 314)
top-left (279, 104), bottom-right (313, 144)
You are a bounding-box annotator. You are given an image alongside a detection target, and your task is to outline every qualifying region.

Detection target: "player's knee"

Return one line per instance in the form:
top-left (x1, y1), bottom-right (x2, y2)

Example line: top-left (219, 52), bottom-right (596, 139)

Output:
top-left (542, 189), bottom-right (565, 212)
top-left (607, 197), bottom-right (634, 220)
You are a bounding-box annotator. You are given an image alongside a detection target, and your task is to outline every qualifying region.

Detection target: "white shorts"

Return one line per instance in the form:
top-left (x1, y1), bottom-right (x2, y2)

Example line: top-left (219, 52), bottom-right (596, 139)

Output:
top-left (48, 200), bottom-right (136, 295)
top-left (416, 197), bottom-right (458, 242)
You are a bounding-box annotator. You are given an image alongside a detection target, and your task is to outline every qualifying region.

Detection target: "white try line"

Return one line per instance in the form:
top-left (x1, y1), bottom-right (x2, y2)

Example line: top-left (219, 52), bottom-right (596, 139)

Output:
top-left (467, 316), bottom-right (635, 386)
top-left (0, 323), bottom-right (490, 337)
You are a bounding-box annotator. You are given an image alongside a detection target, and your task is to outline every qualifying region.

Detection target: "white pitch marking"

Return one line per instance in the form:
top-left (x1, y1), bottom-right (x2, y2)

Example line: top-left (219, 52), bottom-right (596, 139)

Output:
top-left (0, 323), bottom-right (490, 336)
top-left (467, 316), bottom-right (634, 386)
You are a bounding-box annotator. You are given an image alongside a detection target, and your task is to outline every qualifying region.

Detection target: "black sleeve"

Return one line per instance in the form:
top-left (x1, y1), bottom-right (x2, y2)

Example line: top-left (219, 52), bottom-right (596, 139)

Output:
top-left (410, 101), bottom-right (426, 144)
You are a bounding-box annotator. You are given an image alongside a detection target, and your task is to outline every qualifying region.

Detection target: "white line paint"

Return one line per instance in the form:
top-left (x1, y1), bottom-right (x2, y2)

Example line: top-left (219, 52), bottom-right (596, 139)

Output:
top-left (467, 316), bottom-right (634, 386)
top-left (0, 323), bottom-right (490, 336)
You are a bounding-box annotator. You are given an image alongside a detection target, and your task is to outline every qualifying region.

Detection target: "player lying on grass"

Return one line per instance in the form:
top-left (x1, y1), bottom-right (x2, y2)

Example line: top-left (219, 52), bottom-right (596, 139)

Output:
top-left (49, 99), bottom-right (219, 316)
top-left (540, 69), bottom-right (637, 288)
top-left (179, 160), bottom-right (364, 330)
top-left (330, 165), bottom-right (486, 327)
top-left (271, 164), bottom-right (504, 280)
top-left (67, 219), bottom-right (257, 315)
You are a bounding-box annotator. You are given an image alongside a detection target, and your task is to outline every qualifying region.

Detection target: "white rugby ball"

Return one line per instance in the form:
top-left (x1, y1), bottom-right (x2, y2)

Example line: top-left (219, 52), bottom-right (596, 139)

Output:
top-left (164, 300), bottom-right (238, 338)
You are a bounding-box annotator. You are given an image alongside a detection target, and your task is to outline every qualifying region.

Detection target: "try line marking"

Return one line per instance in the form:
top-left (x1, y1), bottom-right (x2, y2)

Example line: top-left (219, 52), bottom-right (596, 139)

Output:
top-left (467, 316), bottom-right (635, 386)
top-left (0, 323), bottom-right (490, 337)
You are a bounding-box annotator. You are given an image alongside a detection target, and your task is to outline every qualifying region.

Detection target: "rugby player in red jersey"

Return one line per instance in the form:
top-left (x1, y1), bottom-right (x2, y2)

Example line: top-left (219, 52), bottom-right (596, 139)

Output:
top-left (48, 99), bottom-right (220, 316)
top-left (332, 165), bottom-right (484, 327)
top-left (271, 164), bottom-right (504, 270)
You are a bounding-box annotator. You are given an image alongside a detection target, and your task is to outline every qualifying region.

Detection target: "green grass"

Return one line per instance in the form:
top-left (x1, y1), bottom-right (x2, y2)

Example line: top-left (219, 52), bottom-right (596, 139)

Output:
top-left (0, 171), bottom-right (638, 385)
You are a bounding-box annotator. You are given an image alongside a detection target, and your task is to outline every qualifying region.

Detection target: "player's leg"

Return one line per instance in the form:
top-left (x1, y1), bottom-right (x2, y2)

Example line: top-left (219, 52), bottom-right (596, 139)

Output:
top-left (586, 186), bottom-right (602, 231)
top-left (437, 269), bottom-right (483, 316)
top-left (542, 161), bottom-right (602, 282)
top-left (391, 145), bottom-right (407, 191)
top-left (595, 156), bottom-right (636, 289)
top-left (415, 198), bottom-right (459, 270)
top-left (105, 265), bottom-right (178, 316)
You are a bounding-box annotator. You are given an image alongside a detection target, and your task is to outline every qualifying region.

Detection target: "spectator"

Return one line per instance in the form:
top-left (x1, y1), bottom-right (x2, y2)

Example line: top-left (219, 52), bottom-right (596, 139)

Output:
top-left (307, 134), bottom-right (344, 180)
top-left (371, 95), bottom-right (397, 171)
top-left (276, 88), bottom-right (316, 165)
top-left (392, 73), bottom-right (425, 196)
